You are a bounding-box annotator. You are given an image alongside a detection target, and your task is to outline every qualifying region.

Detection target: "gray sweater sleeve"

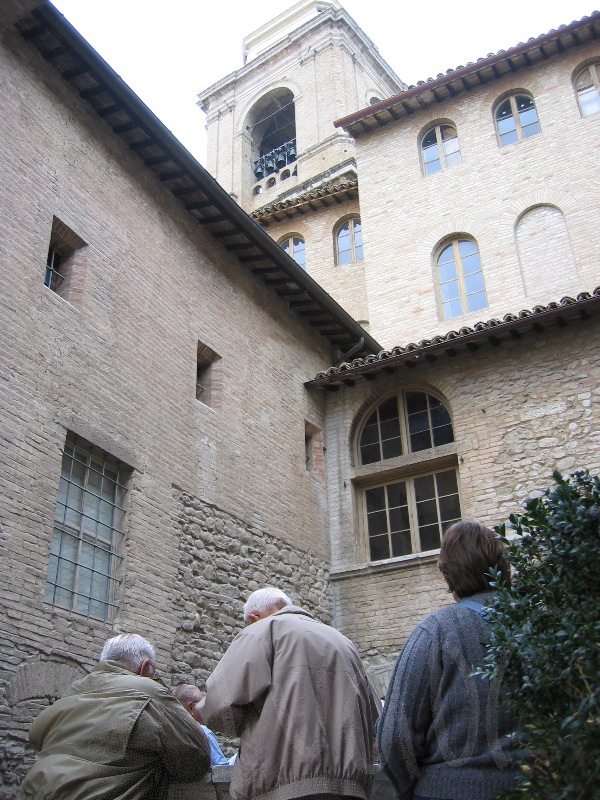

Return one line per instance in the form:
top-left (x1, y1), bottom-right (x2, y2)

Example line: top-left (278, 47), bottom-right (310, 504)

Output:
top-left (376, 624), bottom-right (437, 800)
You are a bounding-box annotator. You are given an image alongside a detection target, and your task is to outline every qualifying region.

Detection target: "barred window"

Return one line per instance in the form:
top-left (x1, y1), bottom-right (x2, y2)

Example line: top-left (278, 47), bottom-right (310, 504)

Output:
top-left (44, 434), bottom-right (130, 621)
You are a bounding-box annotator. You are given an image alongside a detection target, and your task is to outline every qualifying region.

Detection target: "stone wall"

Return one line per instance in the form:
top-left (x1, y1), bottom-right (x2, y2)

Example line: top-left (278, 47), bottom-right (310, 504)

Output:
top-left (323, 315), bottom-right (600, 682)
top-left (170, 487), bottom-right (331, 692)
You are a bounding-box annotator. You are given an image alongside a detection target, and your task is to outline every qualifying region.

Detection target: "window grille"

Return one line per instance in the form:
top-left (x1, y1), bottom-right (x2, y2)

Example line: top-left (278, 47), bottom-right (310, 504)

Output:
top-left (45, 434), bottom-right (129, 621)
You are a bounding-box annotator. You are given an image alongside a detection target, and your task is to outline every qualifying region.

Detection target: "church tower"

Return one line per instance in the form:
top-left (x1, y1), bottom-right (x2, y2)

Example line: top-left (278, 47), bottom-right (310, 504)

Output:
top-left (197, 0), bottom-right (404, 326)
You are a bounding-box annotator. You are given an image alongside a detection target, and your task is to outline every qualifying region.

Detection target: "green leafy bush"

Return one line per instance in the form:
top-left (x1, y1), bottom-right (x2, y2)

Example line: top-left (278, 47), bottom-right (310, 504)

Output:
top-left (481, 471), bottom-right (600, 799)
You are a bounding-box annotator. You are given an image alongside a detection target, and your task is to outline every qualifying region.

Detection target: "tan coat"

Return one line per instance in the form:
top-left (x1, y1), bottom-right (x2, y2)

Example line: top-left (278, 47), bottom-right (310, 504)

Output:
top-left (203, 606), bottom-right (380, 800)
top-left (18, 661), bottom-right (211, 800)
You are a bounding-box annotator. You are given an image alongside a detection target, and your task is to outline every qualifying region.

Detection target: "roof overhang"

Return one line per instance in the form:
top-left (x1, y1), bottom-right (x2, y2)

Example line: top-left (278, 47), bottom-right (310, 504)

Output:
top-left (335, 12), bottom-right (600, 138)
top-left (14, 3), bottom-right (381, 358)
top-left (306, 289), bottom-right (600, 389)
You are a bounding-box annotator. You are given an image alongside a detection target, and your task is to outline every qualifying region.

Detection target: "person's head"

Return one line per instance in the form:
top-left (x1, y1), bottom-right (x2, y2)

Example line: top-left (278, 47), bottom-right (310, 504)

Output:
top-left (438, 520), bottom-right (510, 599)
top-left (172, 683), bottom-right (203, 723)
top-left (243, 587), bottom-right (293, 625)
top-left (99, 633), bottom-right (156, 678)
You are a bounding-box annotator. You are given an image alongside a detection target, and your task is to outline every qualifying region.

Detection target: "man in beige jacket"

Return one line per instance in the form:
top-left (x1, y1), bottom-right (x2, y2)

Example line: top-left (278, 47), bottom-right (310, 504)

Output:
top-left (19, 633), bottom-right (211, 800)
top-left (202, 587), bottom-right (380, 800)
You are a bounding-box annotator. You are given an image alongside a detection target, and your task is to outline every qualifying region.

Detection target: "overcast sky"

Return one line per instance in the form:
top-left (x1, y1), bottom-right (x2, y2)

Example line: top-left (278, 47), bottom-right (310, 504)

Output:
top-left (51, 0), bottom-right (596, 164)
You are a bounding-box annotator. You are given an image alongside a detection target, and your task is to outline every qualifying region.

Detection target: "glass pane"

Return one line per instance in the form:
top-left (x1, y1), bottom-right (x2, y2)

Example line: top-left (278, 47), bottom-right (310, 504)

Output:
top-left (391, 530), bottom-right (413, 557)
top-left (433, 423), bottom-right (454, 446)
top-left (408, 409), bottom-right (430, 434)
top-left (366, 486), bottom-right (385, 512)
top-left (438, 262), bottom-right (458, 284)
top-left (440, 280), bottom-right (460, 303)
top-left (459, 239), bottom-right (479, 258)
top-left (354, 242), bottom-right (364, 260)
top-left (282, 241), bottom-right (291, 255)
top-left (579, 86), bottom-right (600, 116)
top-left (361, 421), bottom-right (380, 446)
top-left (425, 157), bottom-right (441, 175)
top-left (522, 120), bottom-right (541, 138)
top-left (575, 67), bottom-right (593, 90)
top-left (430, 403), bottom-right (451, 426)
top-left (467, 290), bottom-right (488, 312)
top-left (442, 298), bottom-right (463, 319)
top-left (440, 125), bottom-right (457, 141)
top-left (500, 129), bottom-right (519, 146)
top-left (436, 470), bottom-right (458, 496)
top-left (416, 498), bottom-right (438, 526)
top-left (411, 430), bottom-right (432, 452)
top-left (443, 136), bottom-right (459, 155)
top-left (437, 244), bottom-right (455, 265)
top-left (414, 474), bottom-right (435, 502)
top-left (387, 481), bottom-right (407, 508)
top-left (379, 397), bottom-right (399, 421)
top-left (519, 107), bottom-right (538, 127)
top-left (464, 271), bottom-right (485, 293)
top-left (389, 506), bottom-right (410, 533)
top-left (406, 392), bottom-right (427, 414)
top-left (497, 114), bottom-right (515, 134)
top-left (369, 535), bottom-right (390, 561)
top-left (367, 510), bottom-right (388, 536)
top-left (444, 150), bottom-right (461, 167)
top-left (496, 99), bottom-right (513, 119)
top-left (420, 524), bottom-right (441, 551)
top-left (381, 437), bottom-right (403, 459)
top-left (361, 443), bottom-right (381, 464)
top-left (515, 96), bottom-right (534, 111)
top-left (439, 493), bottom-right (461, 522)
top-left (422, 129), bottom-right (438, 148)
top-left (380, 418), bottom-right (401, 440)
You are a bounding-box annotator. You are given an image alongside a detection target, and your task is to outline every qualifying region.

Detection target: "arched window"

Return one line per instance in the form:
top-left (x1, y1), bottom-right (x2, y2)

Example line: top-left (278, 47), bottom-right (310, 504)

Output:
top-left (574, 63), bottom-right (600, 117)
top-left (249, 89), bottom-right (297, 182)
top-left (266, 177), bottom-right (276, 188)
top-left (421, 124), bottom-right (461, 175)
top-left (335, 218), bottom-right (363, 265)
top-left (436, 238), bottom-right (488, 319)
top-left (280, 236), bottom-right (306, 269)
top-left (357, 392), bottom-right (460, 560)
top-left (494, 94), bottom-right (541, 146)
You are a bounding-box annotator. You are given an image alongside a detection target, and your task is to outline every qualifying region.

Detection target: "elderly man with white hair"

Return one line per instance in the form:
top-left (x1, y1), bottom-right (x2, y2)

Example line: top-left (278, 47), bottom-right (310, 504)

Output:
top-left (202, 587), bottom-right (380, 800)
top-left (19, 633), bottom-right (211, 800)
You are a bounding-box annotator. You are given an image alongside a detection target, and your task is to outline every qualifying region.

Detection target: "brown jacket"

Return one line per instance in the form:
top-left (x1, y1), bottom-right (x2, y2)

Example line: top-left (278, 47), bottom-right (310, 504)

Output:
top-left (18, 661), bottom-right (211, 800)
top-left (203, 606), bottom-right (380, 800)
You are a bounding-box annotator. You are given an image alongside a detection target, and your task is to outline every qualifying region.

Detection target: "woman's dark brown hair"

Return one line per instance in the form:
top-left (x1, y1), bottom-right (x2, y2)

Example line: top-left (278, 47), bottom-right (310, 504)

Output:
top-left (438, 520), bottom-right (510, 598)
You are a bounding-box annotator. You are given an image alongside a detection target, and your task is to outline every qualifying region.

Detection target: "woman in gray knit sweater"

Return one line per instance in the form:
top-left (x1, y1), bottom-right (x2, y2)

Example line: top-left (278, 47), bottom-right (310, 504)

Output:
top-left (376, 521), bottom-right (526, 800)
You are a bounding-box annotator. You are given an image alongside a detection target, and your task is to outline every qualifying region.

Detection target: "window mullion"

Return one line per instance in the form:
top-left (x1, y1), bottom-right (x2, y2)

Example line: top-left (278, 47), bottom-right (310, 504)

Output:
top-left (453, 240), bottom-right (468, 311)
top-left (435, 126), bottom-right (444, 168)
top-left (406, 480), bottom-right (420, 554)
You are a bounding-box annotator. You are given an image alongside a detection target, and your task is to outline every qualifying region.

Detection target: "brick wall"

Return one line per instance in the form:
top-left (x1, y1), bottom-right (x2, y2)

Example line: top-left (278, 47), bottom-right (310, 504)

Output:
top-left (355, 42), bottom-right (600, 348)
top-left (0, 23), bottom-right (332, 794)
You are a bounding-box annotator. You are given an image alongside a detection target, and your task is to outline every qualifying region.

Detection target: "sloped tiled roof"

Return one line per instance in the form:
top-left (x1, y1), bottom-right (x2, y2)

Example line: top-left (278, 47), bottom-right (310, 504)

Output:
top-left (335, 11), bottom-right (600, 137)
top-left (307, 289), bottom-right (600, 388)
top-left (251, 177), bottom-right (359, 226)
top-left (13, 3), bottom-right (381, 357)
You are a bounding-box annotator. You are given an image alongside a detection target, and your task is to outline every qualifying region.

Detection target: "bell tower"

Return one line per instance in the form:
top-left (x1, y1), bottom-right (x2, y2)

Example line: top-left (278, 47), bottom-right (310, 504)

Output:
top-left (197, 0), bottom-right (405, 325)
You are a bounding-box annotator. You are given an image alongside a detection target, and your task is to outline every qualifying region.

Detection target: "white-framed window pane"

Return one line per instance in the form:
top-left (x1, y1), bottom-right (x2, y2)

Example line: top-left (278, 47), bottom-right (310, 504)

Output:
top-left (466, 290), bottom-right (488, 313)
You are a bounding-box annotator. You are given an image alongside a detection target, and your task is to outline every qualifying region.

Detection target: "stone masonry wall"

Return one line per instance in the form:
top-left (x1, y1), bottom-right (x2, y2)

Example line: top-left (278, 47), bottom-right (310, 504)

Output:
top-left (170, 488), bottom-right (331, 688)
top-left (324, 316), bottom-right (600, 685)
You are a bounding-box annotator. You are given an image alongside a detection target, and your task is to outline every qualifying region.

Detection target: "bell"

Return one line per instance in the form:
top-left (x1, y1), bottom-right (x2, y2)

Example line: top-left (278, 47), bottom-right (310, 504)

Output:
top-left (254, 161), bottom-right (264, 179)
top-left (276, 149), bottom-right (287, 168)
top-left (287, 142), bottom-right (297, 161)
top-left (264, 155), bottom-right (275, 175)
